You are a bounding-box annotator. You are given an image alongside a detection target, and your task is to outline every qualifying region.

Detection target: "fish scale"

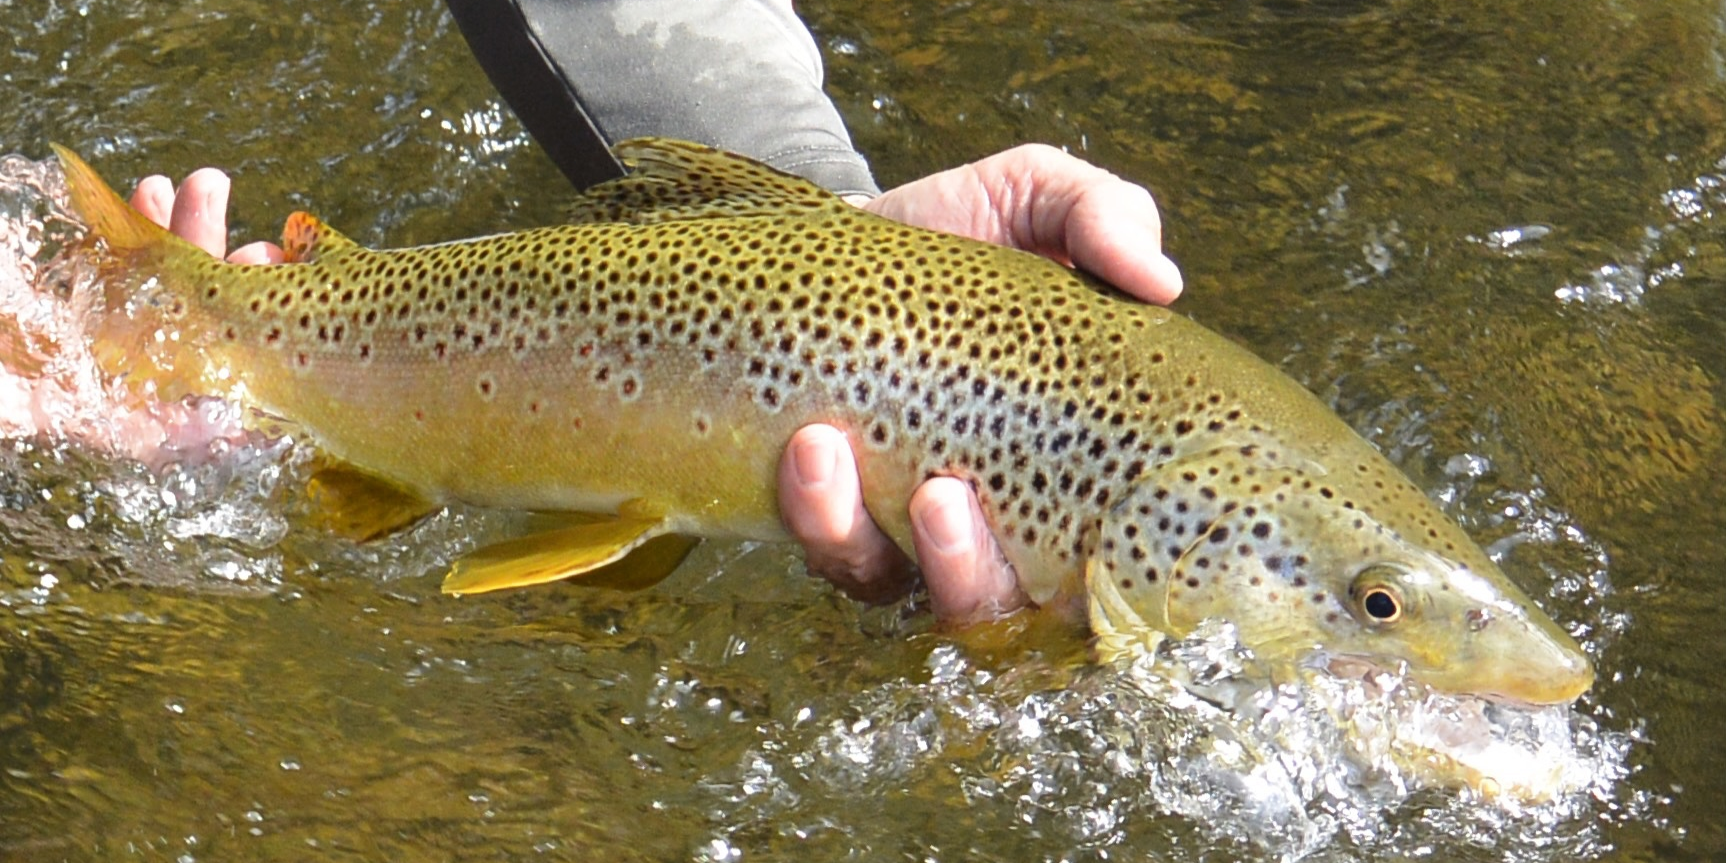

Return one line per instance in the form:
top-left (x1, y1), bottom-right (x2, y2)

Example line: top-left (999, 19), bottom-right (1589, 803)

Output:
top-left (52, 138), bottom-right (1591, 708)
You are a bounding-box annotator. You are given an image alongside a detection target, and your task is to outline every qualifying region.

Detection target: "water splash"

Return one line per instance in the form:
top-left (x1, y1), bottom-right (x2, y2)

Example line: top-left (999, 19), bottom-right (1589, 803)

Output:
top-left (697, 628), bottom-right (1639, 862)
top-left (0, 153), bottom-right (312, 594)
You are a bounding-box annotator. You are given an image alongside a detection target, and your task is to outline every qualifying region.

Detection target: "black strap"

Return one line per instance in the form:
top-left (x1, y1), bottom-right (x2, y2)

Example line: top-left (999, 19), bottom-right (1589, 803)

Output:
top-left (445, 0), bottom-right (627, 190)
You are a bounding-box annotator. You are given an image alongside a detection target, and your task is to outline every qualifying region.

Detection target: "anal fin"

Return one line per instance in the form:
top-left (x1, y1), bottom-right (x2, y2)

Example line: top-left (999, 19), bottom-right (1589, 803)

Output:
top-left (303, 459), bottom-right (439, 541)
top-left (443, 502), bottom-right (694, 595)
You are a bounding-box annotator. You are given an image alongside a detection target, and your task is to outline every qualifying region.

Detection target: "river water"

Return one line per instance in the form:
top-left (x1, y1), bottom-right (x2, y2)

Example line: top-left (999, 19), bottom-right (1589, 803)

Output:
top-left (1, 0), bottom-right (1722, 860)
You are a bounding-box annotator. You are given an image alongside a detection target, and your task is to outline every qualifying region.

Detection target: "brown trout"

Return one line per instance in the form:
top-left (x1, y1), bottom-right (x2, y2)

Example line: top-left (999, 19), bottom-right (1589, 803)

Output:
top-left (53, 139), bottom-right (1591, 705)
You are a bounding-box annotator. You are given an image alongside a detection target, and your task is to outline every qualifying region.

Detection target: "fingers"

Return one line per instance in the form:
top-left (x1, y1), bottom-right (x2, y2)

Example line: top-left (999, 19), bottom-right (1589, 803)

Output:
top-left (909, 477), bottom-right (1027, 623)
top-left (129, 175), bottom-right (177, 227)
top-left (168, 168), bottom-right (233, 260)
top-left (843, 146), bottom-right (1185, 622)
top-left (1046, 162), bottom-right (1186, 306)
top-left (778, 425), bottom-right (1027, 622)
top-left (864, 144), bottom-right (1184, 306)
top-left (228, 241), bottom-right (287, 265)
top-left (989, 144), bottom-right (1182, 303)
top-left (778, 425), bottom-right (917, 604)
top-left (128, 169), bottom-right (230, 259)
top-left (128, 168), bottom-right (288, 264)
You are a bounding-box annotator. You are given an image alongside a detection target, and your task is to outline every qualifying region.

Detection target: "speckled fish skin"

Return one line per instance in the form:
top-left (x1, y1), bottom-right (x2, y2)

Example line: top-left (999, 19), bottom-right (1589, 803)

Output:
top-left (54, 139), bottom-right (1592, 705)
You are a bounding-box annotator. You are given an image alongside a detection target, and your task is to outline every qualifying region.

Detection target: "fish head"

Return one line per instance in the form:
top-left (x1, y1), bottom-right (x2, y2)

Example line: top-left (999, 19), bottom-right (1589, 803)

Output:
top-left (1086, 448), bottom-right (1593, 706)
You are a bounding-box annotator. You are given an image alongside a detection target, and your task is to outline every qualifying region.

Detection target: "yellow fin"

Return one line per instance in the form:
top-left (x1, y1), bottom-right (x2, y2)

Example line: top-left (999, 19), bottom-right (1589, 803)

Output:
top-left (442, 505), bottom-right (683, 595)
top-left (563, 533), bottom-right (700, 591)
top-left (280, 211), bottom-right (359, 263)
top-left (302, 459), bottom-right (439, 541)
top-left (52, 145), bottom-right (237, 401)
top-left (563, 137), bottom-right (855, 225)
top-left (51, 143), bottom-right (192, 259)
top-left (1085, 557), bottom-right (1165, 664)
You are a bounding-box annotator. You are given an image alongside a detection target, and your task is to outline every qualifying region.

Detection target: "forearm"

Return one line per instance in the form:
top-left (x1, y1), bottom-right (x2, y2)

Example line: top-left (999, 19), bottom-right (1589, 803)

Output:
top-left (496, 0), bottom-right (880, 197)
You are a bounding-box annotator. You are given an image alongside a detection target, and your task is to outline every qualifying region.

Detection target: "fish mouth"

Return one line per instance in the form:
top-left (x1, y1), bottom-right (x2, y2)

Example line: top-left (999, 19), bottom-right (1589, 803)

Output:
top-left (1313, 657), bottom-right (1585, 803)
top-left (1320, 651), bottom-right (1591, 710)
top-left (1088, 576), bottom-right (1589, 803)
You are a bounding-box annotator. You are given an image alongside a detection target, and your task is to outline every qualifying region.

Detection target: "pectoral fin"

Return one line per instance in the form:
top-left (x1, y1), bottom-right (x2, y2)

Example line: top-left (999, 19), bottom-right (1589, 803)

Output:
top-left (1085, 557), bottom-right (1165, 664)
top-left (442, 505), bottom-right (693, 595)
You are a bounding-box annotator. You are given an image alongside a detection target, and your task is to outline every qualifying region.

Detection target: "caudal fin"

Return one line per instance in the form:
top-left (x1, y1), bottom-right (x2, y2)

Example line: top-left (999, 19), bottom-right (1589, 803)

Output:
top-left (51, 144), bottom-right (196, 259)
top-left (50, 145), bottom-right (219, 400)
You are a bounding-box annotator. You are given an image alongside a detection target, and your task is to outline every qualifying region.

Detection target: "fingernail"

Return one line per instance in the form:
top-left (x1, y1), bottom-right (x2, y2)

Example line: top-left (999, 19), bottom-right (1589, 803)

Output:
top-left (916, 497), bottom-right (971, 554)
top-left (791, 436), bottom-right (836, 487)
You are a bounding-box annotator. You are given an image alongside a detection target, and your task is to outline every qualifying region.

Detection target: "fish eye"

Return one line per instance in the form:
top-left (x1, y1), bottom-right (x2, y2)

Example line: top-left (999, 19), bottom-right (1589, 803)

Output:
top-left (1351, 565), bottom-right (1407, 626)
top-left (1362, 588), bottom-right (1401, 622)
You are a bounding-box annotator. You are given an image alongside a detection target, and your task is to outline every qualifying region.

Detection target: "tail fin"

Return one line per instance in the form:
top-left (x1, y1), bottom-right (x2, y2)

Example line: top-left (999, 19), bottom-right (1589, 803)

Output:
top-left (49, 145), bottom-right (216, 400)
top-left (50, 144), bottom-right (197, 259)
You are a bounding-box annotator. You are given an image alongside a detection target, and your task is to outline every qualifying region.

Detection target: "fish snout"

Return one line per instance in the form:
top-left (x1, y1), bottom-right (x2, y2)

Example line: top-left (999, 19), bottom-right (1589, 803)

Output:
top-left (1427, 608), bottom-right (1594, 706)
top-left (1502, 635), bottom-right (1594, 705)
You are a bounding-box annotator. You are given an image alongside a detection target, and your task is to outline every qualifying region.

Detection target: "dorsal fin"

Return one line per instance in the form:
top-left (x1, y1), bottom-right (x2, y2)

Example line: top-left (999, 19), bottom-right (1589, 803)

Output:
top-left (563, 137), bottom-right (856, 225)
top-left (280, 212), bottom-right (360, 263)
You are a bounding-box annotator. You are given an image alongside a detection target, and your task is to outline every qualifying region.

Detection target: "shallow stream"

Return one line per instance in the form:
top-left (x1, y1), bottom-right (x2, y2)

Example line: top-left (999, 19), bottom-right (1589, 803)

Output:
top-left (2, 1), bottom-right (1723, 860)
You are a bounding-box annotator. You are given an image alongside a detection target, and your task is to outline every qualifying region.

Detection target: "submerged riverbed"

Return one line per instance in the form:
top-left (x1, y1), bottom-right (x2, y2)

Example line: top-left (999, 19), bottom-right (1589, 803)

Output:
top-left (2, 0), bottom-right (1723, 860)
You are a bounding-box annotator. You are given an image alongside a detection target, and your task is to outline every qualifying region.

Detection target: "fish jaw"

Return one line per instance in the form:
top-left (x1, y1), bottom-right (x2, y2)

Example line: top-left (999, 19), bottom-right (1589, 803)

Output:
top-left (1372, 560), bottom-right (1594, 706)
top-left (1083, 443), bottom-right (1593, 705)
top-left (1311, 661), bottom-right (1590, 804)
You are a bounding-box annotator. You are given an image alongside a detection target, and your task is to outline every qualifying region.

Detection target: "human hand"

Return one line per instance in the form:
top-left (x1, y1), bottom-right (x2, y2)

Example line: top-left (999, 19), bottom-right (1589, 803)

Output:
top-left (128, 169), bottom-right (284, 264)
top-left (781, 144), bottom-right (1182, 623)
